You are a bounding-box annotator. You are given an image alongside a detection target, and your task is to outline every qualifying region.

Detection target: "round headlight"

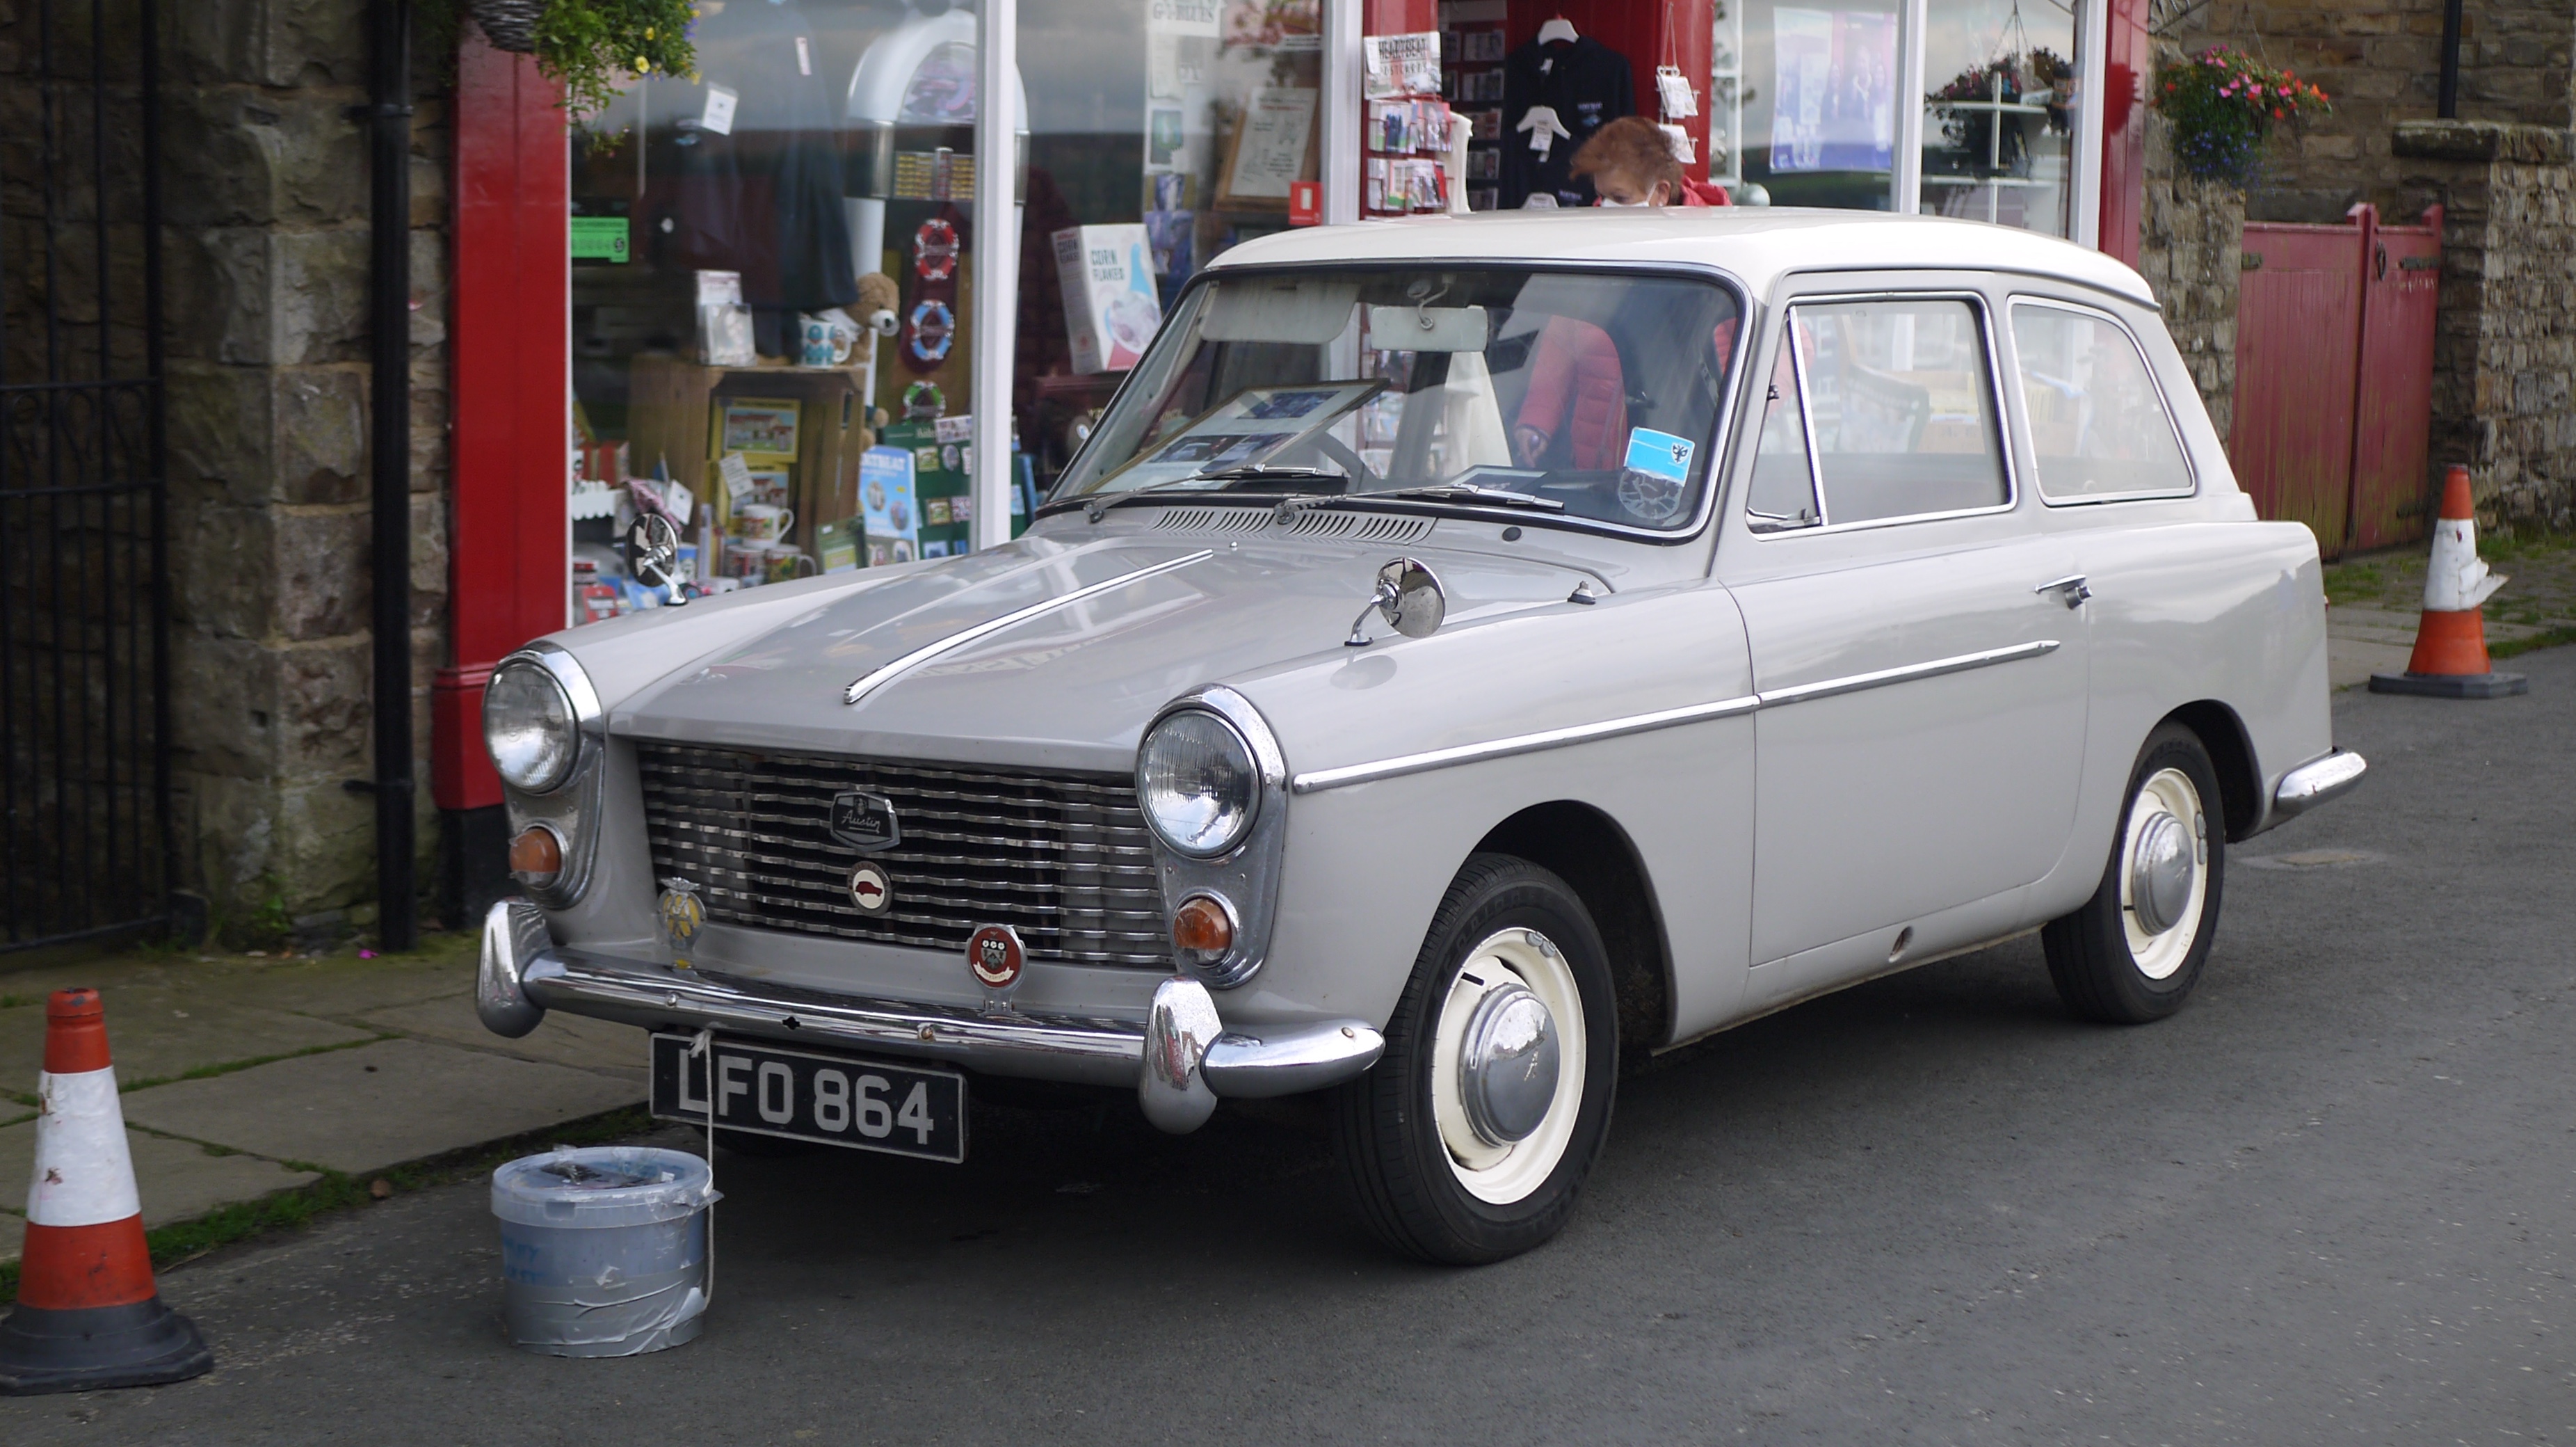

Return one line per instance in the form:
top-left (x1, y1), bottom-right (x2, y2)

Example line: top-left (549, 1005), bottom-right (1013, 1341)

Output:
top-left (1138, 710), bottom-right (1259, 858)
top-left (483, 659), bottom-right (579, 793)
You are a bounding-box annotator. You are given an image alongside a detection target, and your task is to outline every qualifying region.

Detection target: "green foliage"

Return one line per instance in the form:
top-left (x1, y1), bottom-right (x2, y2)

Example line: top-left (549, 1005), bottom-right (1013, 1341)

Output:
top-left (2152, 46), bottom-right (2330, 186)
top-left (532, 0), bottom-right (701, 116)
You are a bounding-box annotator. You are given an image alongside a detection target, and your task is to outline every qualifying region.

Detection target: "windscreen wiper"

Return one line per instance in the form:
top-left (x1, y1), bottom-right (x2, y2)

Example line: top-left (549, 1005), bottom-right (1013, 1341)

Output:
top-left (1189, 465), bottom-right (1351, 486)
top-left (1369, 483), bottom-right (1566, 512)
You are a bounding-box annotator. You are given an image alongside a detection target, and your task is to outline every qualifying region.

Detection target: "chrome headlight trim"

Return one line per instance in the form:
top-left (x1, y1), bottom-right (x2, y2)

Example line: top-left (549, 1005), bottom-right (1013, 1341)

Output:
top-left (1139, 686), bottom-right (1288, 989)
top-left (483, 656), bottom-right (581, 793)
top-left (1138, 707), bottom-right (1262, 859)
top-left (494, 641), bottom-right (609, 909)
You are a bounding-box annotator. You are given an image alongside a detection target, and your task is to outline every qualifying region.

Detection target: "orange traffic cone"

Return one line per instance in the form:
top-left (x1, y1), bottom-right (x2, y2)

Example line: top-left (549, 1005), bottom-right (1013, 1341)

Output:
top-left (2369, 465), bottom-right (2529, 698)
top-left (0, 990), bottom-right (211, 1394)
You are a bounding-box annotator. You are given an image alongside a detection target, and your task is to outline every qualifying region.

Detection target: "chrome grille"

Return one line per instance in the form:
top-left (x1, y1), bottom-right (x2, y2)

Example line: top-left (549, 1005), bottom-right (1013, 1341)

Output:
top-left (634, 742), bottom-right (1172, 969)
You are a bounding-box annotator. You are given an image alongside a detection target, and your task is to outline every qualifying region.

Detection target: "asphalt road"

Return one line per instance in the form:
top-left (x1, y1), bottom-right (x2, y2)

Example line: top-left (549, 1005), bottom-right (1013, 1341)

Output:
top-left (8, 648), bottom-right (2572, 1446)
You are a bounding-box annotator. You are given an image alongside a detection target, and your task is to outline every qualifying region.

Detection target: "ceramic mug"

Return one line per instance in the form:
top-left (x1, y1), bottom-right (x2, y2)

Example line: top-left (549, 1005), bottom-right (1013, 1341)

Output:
top-left (734, 504), bottom-right (794, 543)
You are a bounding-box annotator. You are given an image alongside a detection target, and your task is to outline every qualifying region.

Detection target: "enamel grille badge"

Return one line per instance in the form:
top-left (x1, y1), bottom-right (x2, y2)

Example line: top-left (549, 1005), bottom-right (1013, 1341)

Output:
top-left (830, 790), bottom-right (901, 852)
top-left (847, 861), bottom-right (894, 916)
top-left (657, 877), bottom-right (705, 968)
top-left (965, 924), bottom-right (1027, 1014)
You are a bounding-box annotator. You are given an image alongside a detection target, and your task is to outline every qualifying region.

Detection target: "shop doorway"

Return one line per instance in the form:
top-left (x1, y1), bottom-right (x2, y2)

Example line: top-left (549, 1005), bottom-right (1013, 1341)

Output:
top-left (0, 0), bottom-right (173, 949)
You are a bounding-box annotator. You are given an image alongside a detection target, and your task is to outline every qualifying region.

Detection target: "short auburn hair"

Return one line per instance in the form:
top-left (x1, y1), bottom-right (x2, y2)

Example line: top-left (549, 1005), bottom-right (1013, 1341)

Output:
top-left (1570, 116), bottom-right (1684, 189)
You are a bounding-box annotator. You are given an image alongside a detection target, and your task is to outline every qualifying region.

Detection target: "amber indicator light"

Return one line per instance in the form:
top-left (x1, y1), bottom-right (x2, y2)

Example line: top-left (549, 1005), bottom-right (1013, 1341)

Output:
top-left (1171, 895), bottom-right (1234, 955)
top-left (508, 826), bottom-right (562, 878)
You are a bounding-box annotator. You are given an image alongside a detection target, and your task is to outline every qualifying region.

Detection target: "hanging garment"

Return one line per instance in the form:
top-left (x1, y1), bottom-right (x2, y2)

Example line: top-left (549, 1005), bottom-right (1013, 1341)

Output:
top-left (1500, 34), bottom-right (1635, 209)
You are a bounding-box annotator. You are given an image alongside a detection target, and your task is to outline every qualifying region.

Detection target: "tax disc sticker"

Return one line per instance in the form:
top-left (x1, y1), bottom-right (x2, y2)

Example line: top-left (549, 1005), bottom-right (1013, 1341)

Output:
top-left (1623, 428), bottom-right (1696, 483)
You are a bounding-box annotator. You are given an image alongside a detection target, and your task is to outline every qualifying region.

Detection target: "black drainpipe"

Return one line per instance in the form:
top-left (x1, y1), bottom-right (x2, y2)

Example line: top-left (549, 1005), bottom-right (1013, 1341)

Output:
top-left (2438, 0), bottom-right (2465, 118)
top-left (364, 0), bottom-right (418, 950)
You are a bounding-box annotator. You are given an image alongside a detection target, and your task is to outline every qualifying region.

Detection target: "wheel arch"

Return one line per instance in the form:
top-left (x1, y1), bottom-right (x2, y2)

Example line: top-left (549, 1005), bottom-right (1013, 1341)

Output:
top-left (2165, 699), bottom-right (2260, 842)
top-left (1472, 800), bottom-right (1673, 1066)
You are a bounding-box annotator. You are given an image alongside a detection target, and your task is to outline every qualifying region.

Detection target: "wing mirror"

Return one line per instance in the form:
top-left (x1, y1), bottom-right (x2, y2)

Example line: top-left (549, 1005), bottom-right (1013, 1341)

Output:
top-left (1345, 557), bottom-right (1447, 647)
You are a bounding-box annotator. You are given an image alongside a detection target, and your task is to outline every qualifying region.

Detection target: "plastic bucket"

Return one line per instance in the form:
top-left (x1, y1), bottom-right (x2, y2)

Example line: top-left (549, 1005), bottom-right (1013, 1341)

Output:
top-left (490, 1146), bottom-right (721, 1357)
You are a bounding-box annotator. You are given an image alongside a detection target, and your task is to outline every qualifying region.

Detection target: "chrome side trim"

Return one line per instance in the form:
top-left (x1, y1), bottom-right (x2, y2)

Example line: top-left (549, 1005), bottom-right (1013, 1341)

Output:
top-left (1754, 639), bottom-right (2060, 708)
top-left (1290, 694), bottom-right (1762, 794)
top-left (844, 550), bottom-right (1216, 707)
top-left (1289, 639), bottom-right (2060, 794)
top-left (2267, 748), bottom-right (2367, 826)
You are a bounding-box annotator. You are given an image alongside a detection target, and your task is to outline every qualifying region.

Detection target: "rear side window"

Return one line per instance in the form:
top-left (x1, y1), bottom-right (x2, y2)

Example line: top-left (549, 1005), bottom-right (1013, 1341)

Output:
top-left (1743, 296), bottom-right (2011, 531)
top-left (2009, 301), bottom-right (2193, 502)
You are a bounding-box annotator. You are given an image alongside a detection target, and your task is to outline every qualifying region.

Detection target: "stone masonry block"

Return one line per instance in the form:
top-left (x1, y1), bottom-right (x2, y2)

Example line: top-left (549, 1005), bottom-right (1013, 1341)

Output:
top-left (172, 497), bottom-right (278, 640)
top-left (273, 366), bottom-right (370, 505)
top-left (172, 226), bottom-right (369, 368)
top-left (276, 637), bottom-right (372, 776)
top-left (173, 0), bottom-right (366, 90)
top-left (271, 504), bottom-right (371, 641)
top-left (163, 85), bottom-right (367, 229)
top-left (173, 631), bottom-right (282, 780)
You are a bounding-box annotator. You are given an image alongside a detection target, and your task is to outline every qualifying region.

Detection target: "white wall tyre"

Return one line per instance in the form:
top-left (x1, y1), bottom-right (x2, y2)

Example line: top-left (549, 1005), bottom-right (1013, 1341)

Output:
top-left (2043, 721), bottom-right (2228, 1024)
top-left (1331, 853), bottom-right (1618, 1265)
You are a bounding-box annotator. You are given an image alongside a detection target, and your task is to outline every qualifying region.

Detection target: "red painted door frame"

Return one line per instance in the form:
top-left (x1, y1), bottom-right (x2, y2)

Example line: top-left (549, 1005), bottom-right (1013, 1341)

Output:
top-left (2098, 0), bottom-right (2148, 266)
top-left (434, 34), bottom-right (570, 813)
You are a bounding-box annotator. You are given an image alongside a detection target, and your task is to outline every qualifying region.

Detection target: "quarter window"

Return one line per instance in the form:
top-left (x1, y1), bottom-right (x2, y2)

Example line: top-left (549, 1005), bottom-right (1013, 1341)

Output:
top-left (2009, 302), bottom-right (2193, 501)
top-left (1743, 296), bottom-right (2009, 531)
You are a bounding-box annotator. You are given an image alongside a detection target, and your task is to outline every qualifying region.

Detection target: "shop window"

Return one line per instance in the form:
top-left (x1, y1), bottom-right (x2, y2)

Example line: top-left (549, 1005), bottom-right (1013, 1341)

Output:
top-left (1729, 0), bottom-right (1902, 211)
top-left (1919, 0), bottom-right (2080, 236)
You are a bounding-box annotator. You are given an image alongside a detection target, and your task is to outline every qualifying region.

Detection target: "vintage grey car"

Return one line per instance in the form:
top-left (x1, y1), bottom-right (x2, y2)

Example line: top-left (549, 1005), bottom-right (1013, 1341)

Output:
top-left (477, 209), bottom-right (2366, 1263)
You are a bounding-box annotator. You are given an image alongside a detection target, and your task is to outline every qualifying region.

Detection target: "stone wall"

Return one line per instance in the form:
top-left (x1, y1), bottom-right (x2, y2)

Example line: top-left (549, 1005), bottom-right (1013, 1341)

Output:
top-left (2135, 109), bottom-right (2246, 440)
top-left (2387, 121), bottom-right (2576, 532)
top-left (2166, 1), bottom-right (2575, 221)
top-left (160, 3), bottom-right (450, 936)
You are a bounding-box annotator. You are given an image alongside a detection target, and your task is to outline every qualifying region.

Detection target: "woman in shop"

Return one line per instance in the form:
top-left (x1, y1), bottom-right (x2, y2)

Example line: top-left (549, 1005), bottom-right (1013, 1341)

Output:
top-left (1508, 119), bottom-right (1735, 471)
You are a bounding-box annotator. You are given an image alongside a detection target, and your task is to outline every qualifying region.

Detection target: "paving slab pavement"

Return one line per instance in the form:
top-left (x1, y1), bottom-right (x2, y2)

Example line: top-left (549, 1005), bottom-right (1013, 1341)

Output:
top-left (0, 933), bottom-right (643, 1267)
top-left (0, 1122), bottom-right (319, 1229)
top-left (114, 1037), bottom-right (643, 1177)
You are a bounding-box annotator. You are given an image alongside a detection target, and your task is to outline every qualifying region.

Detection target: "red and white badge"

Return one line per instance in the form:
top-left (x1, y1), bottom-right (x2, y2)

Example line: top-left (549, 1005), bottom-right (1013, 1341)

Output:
top-left (847, 861), bottom-right (894, 916)
top-left (965, 924), bottom-right (1025, 991)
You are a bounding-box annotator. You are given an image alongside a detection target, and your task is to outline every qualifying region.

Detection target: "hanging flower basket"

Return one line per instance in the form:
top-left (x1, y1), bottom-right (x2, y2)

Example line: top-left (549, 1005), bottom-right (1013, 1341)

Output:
top-left (1926, 49), bottom-right (2073, 176)
top-left (444, 0), bottom-right (700, 114)
top-left (2152, 46), bottom-right (2331, 187)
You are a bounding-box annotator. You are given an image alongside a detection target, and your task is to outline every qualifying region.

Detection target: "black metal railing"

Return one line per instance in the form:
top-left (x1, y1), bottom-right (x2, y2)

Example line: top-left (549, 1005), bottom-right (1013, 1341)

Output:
top-left (1, 0), bottom-right (170, 949)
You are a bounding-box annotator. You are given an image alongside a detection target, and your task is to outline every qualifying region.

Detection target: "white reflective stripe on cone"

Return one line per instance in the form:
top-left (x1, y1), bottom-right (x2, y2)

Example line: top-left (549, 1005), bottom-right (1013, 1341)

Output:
top-left (28, 1066), bottom-right (143, 1228)
top-left (2423, 517), bottom-right (2506, 614)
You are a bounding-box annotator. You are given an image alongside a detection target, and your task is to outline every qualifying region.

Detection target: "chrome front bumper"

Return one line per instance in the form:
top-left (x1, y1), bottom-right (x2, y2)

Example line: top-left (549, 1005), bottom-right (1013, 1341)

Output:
top-left (477, 900), bottom-right (1383, 1134)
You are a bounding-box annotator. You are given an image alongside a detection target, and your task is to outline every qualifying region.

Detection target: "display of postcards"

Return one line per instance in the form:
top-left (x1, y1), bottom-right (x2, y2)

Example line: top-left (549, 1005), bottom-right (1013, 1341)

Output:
top-left (923, 496), bottom-right (953, 526)
top-left (1370, 101), bottom-right (1411, 154)
top-left (1468, 186), bottom-right (1499, 211)
top-left (858, 445), bottom-right (920, 557)
top-left (1362, 32), bottom-right (1440, 99)
top-left (1470, 107), bottom-right (1501, 140)
top-left (920, 539), bottom-right (951, 559)
top-left (717, 398), bottom-right (800, 461)
top-left (865, 538), bottom-right (916, 566)
top-left (1148, 108), bottom-right (1185, 168)
top-left (949, 491), bottom-right (974, 522)
top-left (1145, 209), bottom-right (1196, 282)
top-left (1469, 29), bottom-right (1506, 62)
top-left (1467, 147), bottom-right (1499, 180)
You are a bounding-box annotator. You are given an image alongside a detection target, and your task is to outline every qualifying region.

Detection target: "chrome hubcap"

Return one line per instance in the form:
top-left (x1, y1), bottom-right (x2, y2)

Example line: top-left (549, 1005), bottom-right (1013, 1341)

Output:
top-left (1457, 983), bottom-right (1559, 1146)
top-left (2127, 811), bottom-right (2196, 936)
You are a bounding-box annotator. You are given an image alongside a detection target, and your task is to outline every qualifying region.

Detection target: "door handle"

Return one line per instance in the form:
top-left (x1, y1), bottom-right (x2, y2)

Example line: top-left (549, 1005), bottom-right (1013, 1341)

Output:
top-left (2034, 574), bottom-right (2091, 609)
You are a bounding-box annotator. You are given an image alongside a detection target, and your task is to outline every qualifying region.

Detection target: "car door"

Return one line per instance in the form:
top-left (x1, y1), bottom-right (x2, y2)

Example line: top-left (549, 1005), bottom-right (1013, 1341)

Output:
top-left (1716, 279), bottom-right (2092, 991)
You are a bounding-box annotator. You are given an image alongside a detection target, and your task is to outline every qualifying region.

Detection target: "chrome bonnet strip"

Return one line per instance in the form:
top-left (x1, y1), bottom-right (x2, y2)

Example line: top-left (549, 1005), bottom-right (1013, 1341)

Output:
top-left (845, 550), bottom-right (1216, 707)
top-left (1289, 639), bottom-right (2061, 794)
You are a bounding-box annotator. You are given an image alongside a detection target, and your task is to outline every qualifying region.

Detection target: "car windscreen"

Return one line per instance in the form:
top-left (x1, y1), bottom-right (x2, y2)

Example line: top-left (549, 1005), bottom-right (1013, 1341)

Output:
top-left (1052, 267), bottom-right (1744, 532)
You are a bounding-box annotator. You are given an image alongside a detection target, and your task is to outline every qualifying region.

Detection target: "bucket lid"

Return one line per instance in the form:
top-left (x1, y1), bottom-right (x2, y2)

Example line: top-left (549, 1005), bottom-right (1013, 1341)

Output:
top-left (491, 1146), bottom-right (720, 1229)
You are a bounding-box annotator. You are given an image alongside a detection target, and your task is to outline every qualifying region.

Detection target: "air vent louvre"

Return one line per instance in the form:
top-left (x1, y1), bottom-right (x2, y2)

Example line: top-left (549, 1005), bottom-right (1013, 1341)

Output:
top-left (1280, 510), bottom-right (1435, 544)
top-left (1150, 507), bottom-right (1269, 534)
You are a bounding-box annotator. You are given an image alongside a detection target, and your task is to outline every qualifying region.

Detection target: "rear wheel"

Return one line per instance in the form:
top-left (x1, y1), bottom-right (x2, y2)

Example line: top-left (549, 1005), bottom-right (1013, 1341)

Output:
top-left (2044, 722), bottom-right (2225, 1023)
top-left (1332, 854), bottom-right (1618, 1264)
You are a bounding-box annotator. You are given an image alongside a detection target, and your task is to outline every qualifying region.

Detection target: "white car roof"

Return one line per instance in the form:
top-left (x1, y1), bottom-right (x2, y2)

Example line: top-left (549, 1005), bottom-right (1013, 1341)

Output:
top-left (1204, 207), bottom-right (2159, 307)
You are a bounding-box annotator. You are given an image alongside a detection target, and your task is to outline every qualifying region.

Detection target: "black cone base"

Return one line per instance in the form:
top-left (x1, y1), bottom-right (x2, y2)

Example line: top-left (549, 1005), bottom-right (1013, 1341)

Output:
top-left (0, 1297), bottom-right (214, 1395)
top-left (2368, 669), bottom-right (2529, 698)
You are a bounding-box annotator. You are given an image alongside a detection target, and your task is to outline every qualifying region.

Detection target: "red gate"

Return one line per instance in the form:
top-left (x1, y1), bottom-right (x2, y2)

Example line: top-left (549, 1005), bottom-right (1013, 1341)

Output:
top-left (2230, 204), bottom-right (2442, 559)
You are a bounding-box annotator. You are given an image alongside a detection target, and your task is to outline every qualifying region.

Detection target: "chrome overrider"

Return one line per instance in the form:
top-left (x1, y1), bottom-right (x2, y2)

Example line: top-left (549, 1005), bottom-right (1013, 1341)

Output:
top-left (2266, 747), bottom-right (2368, 827)
top-left (478, 899), bottom-right (1384, 1135)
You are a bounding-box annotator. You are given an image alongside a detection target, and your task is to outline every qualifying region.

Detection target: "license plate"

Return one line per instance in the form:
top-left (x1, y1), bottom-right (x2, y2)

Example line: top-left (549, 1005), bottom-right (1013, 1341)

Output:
top-left (648, 1033), bottom-right (967, 1163)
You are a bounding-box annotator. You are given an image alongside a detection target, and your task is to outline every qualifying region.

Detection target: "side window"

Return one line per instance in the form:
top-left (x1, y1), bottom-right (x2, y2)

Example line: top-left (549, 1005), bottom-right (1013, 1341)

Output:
top-left (1746, 322), bottom-right (1820, 531)
top-left (1743, 296), bottom-right (2009, 532)
top-left (2009, 301), bottom-right (2194, 501)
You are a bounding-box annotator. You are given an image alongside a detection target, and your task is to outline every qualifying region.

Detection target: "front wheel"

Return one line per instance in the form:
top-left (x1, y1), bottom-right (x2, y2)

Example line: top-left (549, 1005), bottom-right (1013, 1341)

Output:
top-left (2044, 721), bottom-right (2226, 1023)
top-left (1331, 854), bottom-right (1618, 1264)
